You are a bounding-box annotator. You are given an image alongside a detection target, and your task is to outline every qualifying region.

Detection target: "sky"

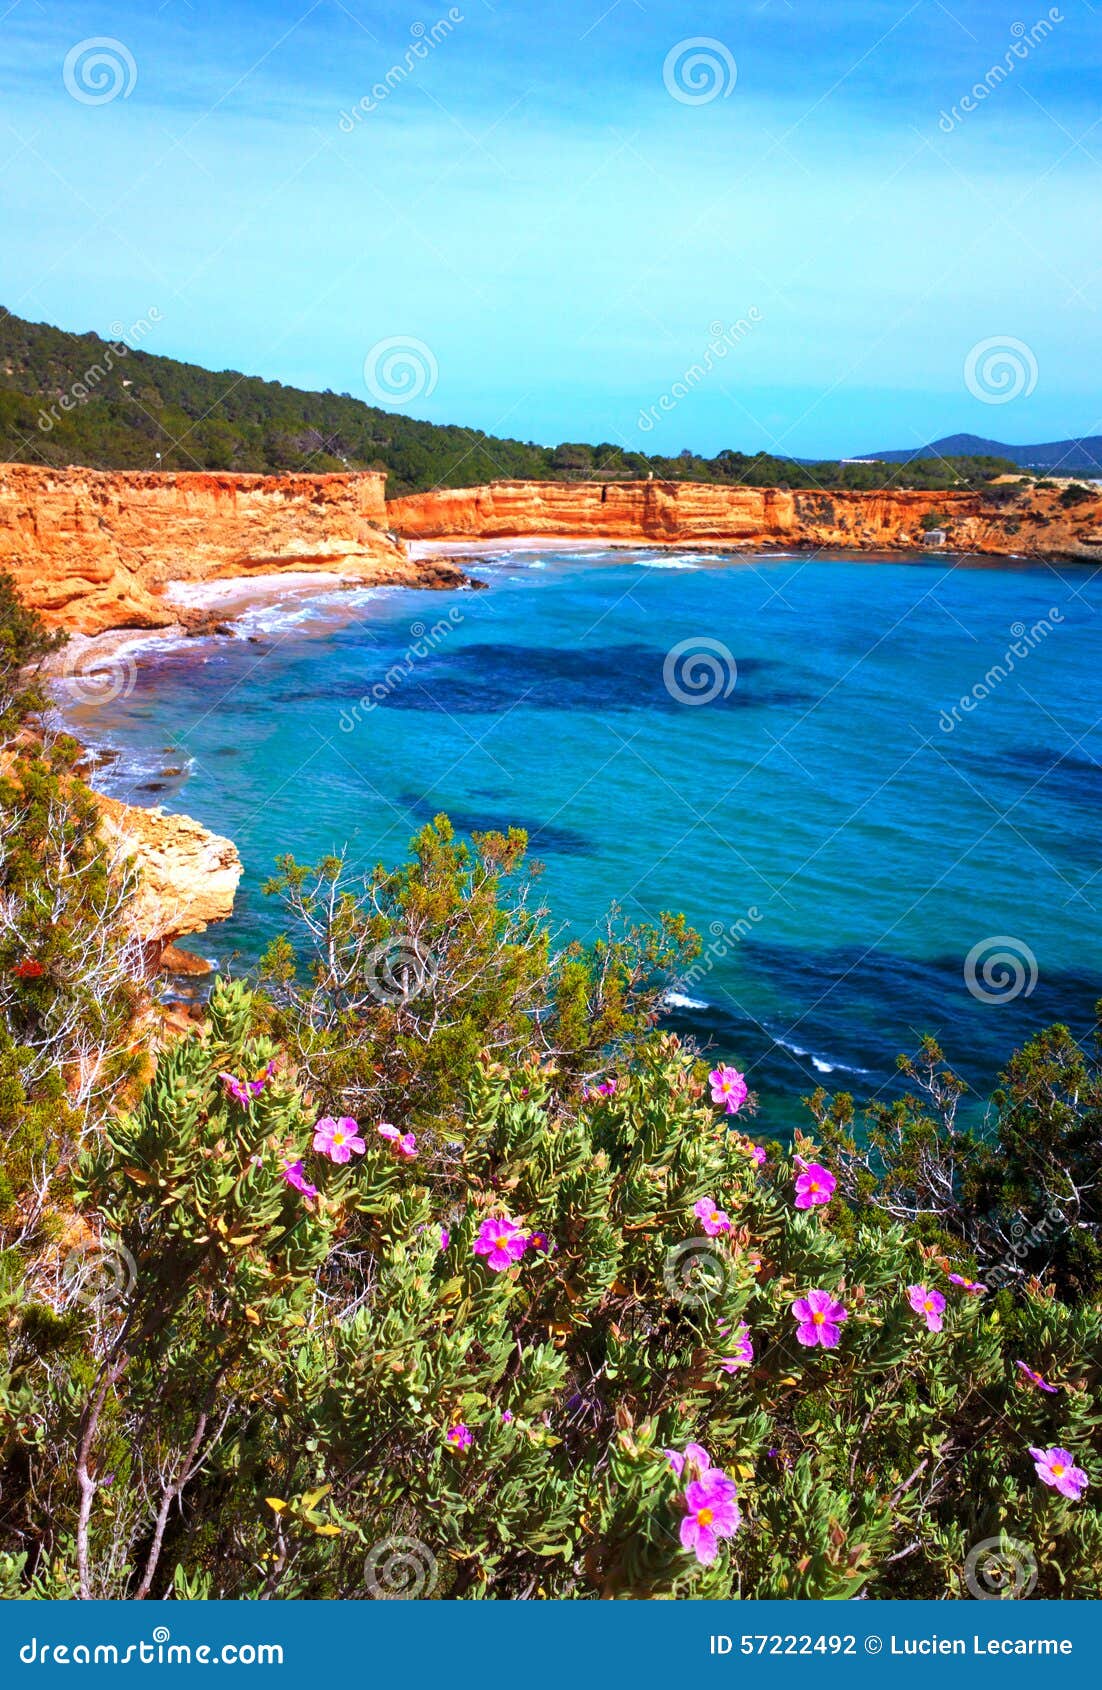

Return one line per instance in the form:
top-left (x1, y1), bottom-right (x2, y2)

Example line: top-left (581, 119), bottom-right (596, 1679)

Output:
top-left (1, 0), bottom-right (1101, 458)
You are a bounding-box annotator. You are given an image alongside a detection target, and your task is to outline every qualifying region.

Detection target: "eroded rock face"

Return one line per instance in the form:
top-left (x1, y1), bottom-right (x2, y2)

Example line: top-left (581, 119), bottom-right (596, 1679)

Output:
top-left (387, 478), bottom-right (1102, 560)
top-left (0, 464), bottom-right (414, 634)
top-left (96, 794), bottom-right (242, 945)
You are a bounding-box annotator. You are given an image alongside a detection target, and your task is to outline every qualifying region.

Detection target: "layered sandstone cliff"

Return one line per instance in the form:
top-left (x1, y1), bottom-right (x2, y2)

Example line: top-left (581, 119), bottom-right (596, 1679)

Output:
top-left (0, 463), bottom-right (432, 635)
top-left (96, 794), bottom-right (242, 947)
top-left (388, 478), bottom-right (1102, 560)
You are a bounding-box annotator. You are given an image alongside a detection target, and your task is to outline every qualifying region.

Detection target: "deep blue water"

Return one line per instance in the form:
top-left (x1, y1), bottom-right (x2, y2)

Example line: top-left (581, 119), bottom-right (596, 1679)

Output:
top-left (63, 546), bottom-right (1102, 1137)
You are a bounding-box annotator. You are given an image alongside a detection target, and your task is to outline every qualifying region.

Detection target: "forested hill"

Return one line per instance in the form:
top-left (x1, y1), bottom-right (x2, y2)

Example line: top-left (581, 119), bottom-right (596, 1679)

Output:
top-left (0, 308), bottom-right (1017, 496)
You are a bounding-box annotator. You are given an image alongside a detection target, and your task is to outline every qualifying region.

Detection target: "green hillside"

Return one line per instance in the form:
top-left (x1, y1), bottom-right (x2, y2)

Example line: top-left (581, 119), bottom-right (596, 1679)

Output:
top-left (0, 309), bottom-right (1016, 496)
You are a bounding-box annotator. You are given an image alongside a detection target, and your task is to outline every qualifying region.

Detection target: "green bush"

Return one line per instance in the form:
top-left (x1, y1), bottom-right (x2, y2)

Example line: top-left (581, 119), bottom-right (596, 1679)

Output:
top-left (2, 978), bottom-right (1096, 1600)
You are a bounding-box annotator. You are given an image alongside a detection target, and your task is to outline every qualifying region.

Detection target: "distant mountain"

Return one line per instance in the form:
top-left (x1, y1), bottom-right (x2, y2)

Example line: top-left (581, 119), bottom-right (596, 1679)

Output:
top-left (865, 433), bottom-right (1102, 476)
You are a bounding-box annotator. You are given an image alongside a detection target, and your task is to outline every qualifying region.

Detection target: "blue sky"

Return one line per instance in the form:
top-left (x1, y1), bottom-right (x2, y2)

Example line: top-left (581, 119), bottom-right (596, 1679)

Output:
top-left (1, 0), bottom-right (1101, 457)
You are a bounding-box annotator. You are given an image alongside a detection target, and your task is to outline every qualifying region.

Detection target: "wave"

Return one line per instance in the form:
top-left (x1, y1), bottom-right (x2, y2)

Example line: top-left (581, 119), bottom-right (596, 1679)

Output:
top-left (770, 1031), bottom-right (869, 1077)
top-left (663, 989), bottom-right (710, 1011)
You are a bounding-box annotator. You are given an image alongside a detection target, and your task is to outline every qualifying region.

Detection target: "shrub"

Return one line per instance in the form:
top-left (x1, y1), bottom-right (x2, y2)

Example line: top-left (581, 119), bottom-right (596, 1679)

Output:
top-left (4, 983), bottom-right (1097, 1599)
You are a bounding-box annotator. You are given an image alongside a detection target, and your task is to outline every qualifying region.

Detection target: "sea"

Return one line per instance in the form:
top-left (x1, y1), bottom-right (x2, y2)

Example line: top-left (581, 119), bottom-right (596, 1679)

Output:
top-left (53, 544), bottom-right (1102, 1139)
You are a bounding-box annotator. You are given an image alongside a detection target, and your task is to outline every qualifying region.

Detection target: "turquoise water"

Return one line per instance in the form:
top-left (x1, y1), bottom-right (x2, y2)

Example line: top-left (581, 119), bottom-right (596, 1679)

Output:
top-left (67, 546), bottom-right (1102, 1136)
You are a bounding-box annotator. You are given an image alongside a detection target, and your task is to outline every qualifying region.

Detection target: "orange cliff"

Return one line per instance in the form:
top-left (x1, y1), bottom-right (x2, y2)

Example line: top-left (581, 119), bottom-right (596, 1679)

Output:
top-left (0, 463), bottom-right (466, 636)
top-left (387, 478), bottom-right (1102, 560)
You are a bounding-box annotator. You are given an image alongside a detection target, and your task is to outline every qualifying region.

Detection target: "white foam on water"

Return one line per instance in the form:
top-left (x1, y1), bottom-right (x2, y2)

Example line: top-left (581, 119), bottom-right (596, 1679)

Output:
top-left (772, 1031), bottom-right (868, 1077)
top-left (664, 989), bottom-right (710, 1010)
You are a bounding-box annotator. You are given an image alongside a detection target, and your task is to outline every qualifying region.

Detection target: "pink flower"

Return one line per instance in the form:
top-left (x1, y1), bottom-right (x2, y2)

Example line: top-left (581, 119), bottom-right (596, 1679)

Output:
top-left (377, 1122), bottom-right (416, 1159)
top-left (666, 1442), bottom-right (710, 1480)
top-left (595, 1078), bottom-right (618, 1096)
top-left (792, 1288), bottom-right (848, 1348)
top-left (446, 1423), bottom-right (473, 1452)
top-left (793, 1161), bottom-right (836, 1209)
top-left (708, 1065), bottom-right (748, 1115)
top-left (1030, 1446), bottom-right (1088, 1501)
top-left (312, 1116), bottom-right (366, 1164)
top-left (526, 1230), bottom-right (555, 1254)
top-left (473, 1215), bottom-right (529, 1271)
top-left (1016, 1360), bottom-right (1059, 1394)
top-left (679, 1469), bottom-right (741, 1565)
top-left (501, 1409), bottom-right (514, 1423)
top-left (281, 1159), bottom-right (318, 1200)
top-left (947, 1271), bottom-right (987, 1294)
top-left (719, 1323), bottom-right (754, 1372)
top-left (439, 1227), bottom-right (451, 1252)
top-left (693, 1197), bottom-right (731, 1237)
top-left (907, 1283), bottom-right (946, 1333)
top-left (750, 1144), bottom-right (767, 1166)
top-left (219, 1061), bottom-right (275, 1106)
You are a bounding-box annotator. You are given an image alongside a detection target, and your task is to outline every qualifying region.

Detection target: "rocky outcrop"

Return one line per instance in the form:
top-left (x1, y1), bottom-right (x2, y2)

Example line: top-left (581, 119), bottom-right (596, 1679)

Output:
top-left (388, 479), bottom-right (1102, 560)
top-left (0, 463), bottom-right (444, 635)
top-left (96, 794), bottom-right (242, 946)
